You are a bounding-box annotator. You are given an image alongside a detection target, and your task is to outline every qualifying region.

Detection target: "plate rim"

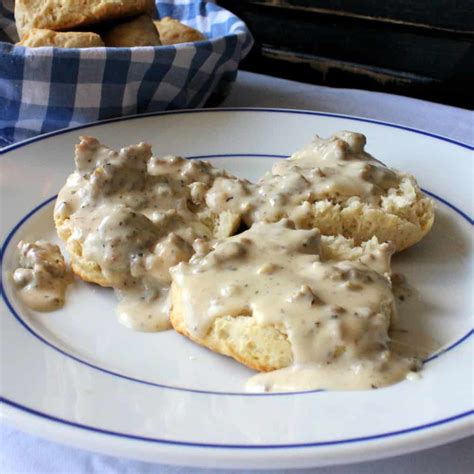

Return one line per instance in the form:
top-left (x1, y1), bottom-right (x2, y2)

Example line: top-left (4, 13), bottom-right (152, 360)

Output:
top-left (1, 396), bottom-right (473, 450)
top-left (1, 108), bottom-right (473, 466)
top-left (1, 399), bottom-right (473, 469)
top-left (0, 107), bottom-right (472, 155)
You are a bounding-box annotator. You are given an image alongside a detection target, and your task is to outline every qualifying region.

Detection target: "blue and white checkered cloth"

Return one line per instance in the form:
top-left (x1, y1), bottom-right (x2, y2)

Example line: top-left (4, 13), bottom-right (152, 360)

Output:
top-left (0, 0), bottom-right (253, 147)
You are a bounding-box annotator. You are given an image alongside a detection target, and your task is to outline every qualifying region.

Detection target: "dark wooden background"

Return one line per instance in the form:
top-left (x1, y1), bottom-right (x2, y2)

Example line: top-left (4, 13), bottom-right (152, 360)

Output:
top-left (218, 0), bottom-right (474, 109)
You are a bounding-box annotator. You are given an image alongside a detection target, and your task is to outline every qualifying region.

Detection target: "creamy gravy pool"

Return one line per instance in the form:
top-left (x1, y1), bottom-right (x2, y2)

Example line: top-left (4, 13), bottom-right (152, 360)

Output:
top-left (54, 137), bottom-right (233, 331)
top-left (206, 131), bottom-right (401, 226)
top-left (172, 220), bottom-right (423, 392)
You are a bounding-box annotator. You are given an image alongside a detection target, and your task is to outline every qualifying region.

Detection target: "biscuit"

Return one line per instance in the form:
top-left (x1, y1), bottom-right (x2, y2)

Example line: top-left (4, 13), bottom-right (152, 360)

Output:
top-left (283, 134), bottom-right (434, 251)
top-left (102, 14), bottom-right (161, 47)
top-left (55, 211), bottom-right (239, 288)
top-left (171, 298), bottom-right (294, 372)
top-left (15, 0), bottom-right (156, 38)
top-left (280, 185), bottom-right (434, 252)
top-left (206, 132), bottom-right (434, 251)
top-left (54, 137), bottom-right (241, 288)
top-left (154, 17), bottom-right (205, 45)
top-left (17, 28), bottom-right (104, 48)
top-left (170, 222), bottom-right (396, 373)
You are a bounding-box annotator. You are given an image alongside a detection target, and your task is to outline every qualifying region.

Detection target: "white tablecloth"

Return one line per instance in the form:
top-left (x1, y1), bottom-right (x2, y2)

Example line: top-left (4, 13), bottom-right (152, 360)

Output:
top-left (1, 71), bottom-right (473, 473)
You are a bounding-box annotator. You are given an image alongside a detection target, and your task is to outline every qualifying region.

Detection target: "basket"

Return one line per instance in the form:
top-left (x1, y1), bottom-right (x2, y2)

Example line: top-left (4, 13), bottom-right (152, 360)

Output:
top-left (0, 0), bottom-right (253, 146)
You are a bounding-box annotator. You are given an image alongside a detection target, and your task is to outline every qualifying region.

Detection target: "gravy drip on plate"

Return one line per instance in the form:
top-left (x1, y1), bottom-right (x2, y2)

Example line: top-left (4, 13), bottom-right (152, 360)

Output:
top-left (206, 131), bottom-right (401, 225)
top-left (13, 240), bottom-right (71, 312)
top-left (389, 273), bottom-right (440, 362)
top-left (171, 220), bottom-right (421, 392)
top-left (54, 137), bottom-right (232, 331)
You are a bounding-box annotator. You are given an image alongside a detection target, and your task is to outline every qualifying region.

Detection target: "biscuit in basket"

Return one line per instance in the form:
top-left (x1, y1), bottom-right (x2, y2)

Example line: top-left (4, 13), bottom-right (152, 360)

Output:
top-left (15, 0), bottom-right (156, 38)
top-left (154, 17), bottom-right (205, 45)
top-left (102, 15), bottom-right (161, 48)
top-left (170, 220), bottom-right (417, 390)
top-left (17, 28), bottom-right (104, 48)
top-left (206, 131), bottom-right (434, 251)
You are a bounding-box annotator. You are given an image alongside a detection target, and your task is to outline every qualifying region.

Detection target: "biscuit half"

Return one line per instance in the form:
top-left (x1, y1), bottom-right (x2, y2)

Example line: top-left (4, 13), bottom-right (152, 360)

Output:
top-left (171, 284), bottom-right (294, 372)
top-left (286, 187), bottom-right (434, 252)
top-left (206, 132), bottom-right (434, 252)
top-left (54, 210), bottom-right (240, 288)
top-left (277, 134), bottom-right (435, 251)
top-left (54, 137), bottom-right (241, 288)
top-left (170, 228), bottom-right (395, 373)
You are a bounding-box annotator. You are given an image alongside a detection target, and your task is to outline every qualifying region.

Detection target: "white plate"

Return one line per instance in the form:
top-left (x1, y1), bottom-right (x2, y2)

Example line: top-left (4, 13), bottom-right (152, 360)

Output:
top-left (1, 108), bottom-right (472, 469)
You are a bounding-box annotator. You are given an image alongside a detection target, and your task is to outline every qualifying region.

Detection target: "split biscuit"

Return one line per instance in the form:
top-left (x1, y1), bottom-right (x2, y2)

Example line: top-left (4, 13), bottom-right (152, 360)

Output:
top-left (170, 220), bottom-right (396, 373)
top-left (206, 131), bottom-right (434, 251)
top-left (54, 137), bottom-right (241, 288)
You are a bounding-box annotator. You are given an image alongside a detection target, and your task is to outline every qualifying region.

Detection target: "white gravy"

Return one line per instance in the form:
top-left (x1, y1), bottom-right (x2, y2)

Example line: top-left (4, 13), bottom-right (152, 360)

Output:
top-left (171, 220), bottom-right (421, 392)
top-left (206, 131), bottom-right (401, 226)
top-left (54, 136), bottom-right (231, 331)
top-left (50, 134), bottom-right (433, 392)
top-left (44, 133), bottom-right (437, 392)
top-left (13, 240), bottom-right (71, 312)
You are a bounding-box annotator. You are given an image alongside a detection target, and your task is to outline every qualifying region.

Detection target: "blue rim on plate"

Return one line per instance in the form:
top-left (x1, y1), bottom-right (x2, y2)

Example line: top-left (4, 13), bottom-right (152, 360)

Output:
top-left (0, 108), bottom-right (472, 155)
top-left (1, 108), bottom-right (472, 450)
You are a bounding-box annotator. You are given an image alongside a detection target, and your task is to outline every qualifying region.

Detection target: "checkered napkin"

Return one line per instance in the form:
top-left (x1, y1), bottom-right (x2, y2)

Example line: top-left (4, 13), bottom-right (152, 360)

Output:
top-left (0, 0), bottom-right (253, 147)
